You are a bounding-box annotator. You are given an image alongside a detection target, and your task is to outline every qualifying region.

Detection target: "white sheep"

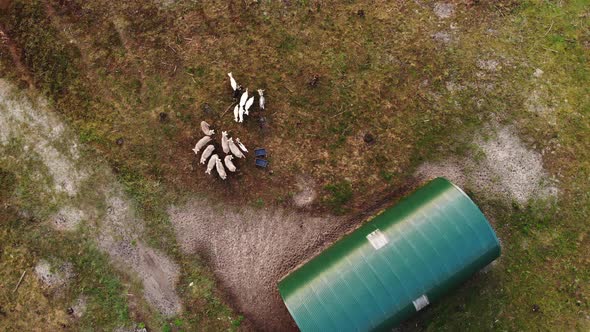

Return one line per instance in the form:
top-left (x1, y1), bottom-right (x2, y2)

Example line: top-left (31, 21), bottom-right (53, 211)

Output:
top-left (228, 138), bottom-right (245, 158)
top-left (235, 138), bottom-right (248, 153)
top-left (201, 121), bottom-right (215, 136)
top-left (233, 104), bottom-right (240, 122)
top-left (239, 105), bottom-right (245, 123)
top-left (206, 154), bottom-right (219, 174)
top-left (227, 72), bottom-right (237, 91)
top-left (200, 144), bottom-right (215, 164)
top-left (192, 136), bottom-right (211, 155)
top-left (244, 96), bottom-right (254, 115)
top-left (258, 89), bottom-right (265, 110)
top-left (221, 131), bottom-right (230, 153)
top-left (216, 158), bottom-right (227, 180)
top-left (224, 155), bottom-right (237, 172)
top-left (239, 89), bottom-right (248, 111)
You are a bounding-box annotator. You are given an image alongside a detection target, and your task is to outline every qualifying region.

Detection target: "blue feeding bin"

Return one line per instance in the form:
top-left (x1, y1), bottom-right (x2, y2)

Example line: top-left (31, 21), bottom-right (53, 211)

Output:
top-left (255, 148), bottom-right (267, 158)
top-left (255, 158), bottom-right (269, 168)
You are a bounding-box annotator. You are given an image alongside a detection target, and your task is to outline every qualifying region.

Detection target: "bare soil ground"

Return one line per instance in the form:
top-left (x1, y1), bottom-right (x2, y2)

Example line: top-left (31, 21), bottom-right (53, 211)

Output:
top-left (34, 259), bottom-right (74, 290)
top-left (416, 125), bottom-right (558, 203)
top-left (169, 200), bottom-right (339, 331)
top-left (293, 175), bottom-right (318, 208)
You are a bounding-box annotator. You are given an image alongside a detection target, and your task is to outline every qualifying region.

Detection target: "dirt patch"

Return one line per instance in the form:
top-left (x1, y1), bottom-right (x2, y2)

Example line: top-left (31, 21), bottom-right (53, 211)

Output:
top-left (34, 259), bottom-right (74, 290)
top-left (51, 206), bottom-right (86, 231)
top-left (0, 80), bottom-right (181, 316)
top-left (136, 246), bottom-right (180, 316)
top-left (477, 127), bottom-right (556, 202)
top-left (433, 2), bottom-right (455, 19)
top-left (97, 189), bottom-right (181, 316)
top-left (477, 59), bottom-right (501, 72)
top-left (0, 80), bottom-right (86, 197)
top-left (416, 158), bottom-right (468, 187)
top-left (168, 200), bottom-right (346, 331)
top-left (70, 296), bottom-right (87, 319)
top-left (525, 88), bottom-right (557, 126)
top-left (445, 81), bottom-right (466, 93)
top-left (416, 126), bottom-right (558, 203)
top-left (292, 175), bottom-right (317, 208)
top-left (432, 31), bottom-right (454, 44)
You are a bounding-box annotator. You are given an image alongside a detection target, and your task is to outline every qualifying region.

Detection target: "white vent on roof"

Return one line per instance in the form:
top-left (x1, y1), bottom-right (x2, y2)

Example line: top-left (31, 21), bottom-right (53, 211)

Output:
top-left (412, 294), bottom-right (430, 311)
top-left (366, 229), bottom-right (388, 250)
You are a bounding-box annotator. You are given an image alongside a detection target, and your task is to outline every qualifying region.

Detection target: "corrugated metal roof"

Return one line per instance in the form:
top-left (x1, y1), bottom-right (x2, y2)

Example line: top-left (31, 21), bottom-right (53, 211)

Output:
top-left (278, 177), bottom-right (500, 331)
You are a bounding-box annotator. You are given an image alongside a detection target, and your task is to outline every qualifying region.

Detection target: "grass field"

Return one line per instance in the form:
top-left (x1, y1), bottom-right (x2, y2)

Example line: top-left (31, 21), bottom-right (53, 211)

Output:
top-left (1, 0), bottom-right (589, 331)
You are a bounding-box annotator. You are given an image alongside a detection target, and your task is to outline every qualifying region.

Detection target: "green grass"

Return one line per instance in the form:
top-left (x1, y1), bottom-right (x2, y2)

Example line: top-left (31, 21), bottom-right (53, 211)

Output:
top-left (0, 137), bottom-right (59, 218)
top-left (415, 1), bottom-right (590, 330)
top-left (509, 199), bottom-right (557, 235)
top-left (324, 180), bottom-right (353, 214)
top-left (1, 1), bottom-right (80, 99)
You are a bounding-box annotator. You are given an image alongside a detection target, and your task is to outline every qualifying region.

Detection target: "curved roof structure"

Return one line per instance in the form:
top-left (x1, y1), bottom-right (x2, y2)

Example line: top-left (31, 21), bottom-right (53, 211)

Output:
top-left (278, 177), bottom-right (501, 331)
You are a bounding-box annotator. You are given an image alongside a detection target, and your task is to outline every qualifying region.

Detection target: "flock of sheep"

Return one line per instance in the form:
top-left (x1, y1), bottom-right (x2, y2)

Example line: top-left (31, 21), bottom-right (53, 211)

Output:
top-left (192, 121), bottom-right (248, 180)
top-left (228, 72), bottom-right (265, 123)
top-left (192, 72), bottom-right (266, 179)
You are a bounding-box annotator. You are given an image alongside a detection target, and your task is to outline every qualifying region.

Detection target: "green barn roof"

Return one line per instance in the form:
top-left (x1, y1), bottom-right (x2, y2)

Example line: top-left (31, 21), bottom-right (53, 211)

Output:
top-left (278, 177), bottom-right (500, 331)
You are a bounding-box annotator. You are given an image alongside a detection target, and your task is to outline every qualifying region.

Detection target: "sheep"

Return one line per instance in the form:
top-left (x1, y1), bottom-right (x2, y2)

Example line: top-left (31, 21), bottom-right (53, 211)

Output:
top-left (227, 72), bottom-right (237, 91)
top-left (221, 131), bottom-right (230, 153)
top-left (257, 89), bottom-right (265, 110)
top-left (216, 158), bottom-right (227, 180)
top-left (228, 138), bottom-right (245, 158)
top-left (192, 136), bottom-right (211, 155)
top-left (200, 144), bottom-right (215, 164)
top-left (228, 73), bottom-right (243, 98)
top-left (201, 121), bottom-right (215, 136)
top-left (235, 138), bottom-right (248, 152)
top-left (244, 96), bottom-right (254, 115)
top-left (206, 154), bottom-right (219, 174)
top-left (224, 155), bottom-right (237, 172)
top-left (239, 89), bottom-right (248, 111)
top-left (233, 104), bottom-right (240, 122)
top-left (239, 105), bottom-right (245, 123)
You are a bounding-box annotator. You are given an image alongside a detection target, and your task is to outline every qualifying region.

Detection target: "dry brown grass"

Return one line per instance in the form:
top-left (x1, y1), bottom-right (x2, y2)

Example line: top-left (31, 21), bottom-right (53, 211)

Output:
top-left (0, 0), bottom-right (507, 214)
